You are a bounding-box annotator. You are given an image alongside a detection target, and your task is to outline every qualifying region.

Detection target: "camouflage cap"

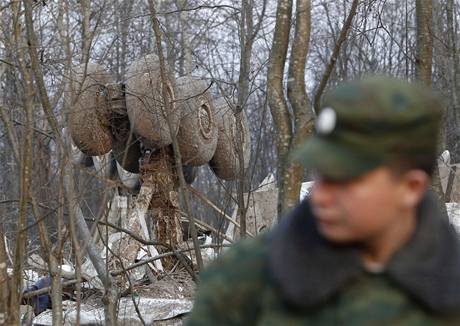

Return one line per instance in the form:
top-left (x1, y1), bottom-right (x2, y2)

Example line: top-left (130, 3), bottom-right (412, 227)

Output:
top-left (293, 76), bottom-right (443, 181)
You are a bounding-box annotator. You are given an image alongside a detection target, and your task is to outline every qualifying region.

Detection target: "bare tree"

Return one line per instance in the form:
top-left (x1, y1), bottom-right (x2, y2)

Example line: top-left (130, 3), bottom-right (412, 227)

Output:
top-left (415, 0), bottom-right (446, 214)
top-left (267, 0), bottom-right (293, 216)
top-left (6, 2), bottom-right (35, 322)
top-left (282, 0), bottom-right (314, 215)
top-left (268, 0), bottom-right (359, 216)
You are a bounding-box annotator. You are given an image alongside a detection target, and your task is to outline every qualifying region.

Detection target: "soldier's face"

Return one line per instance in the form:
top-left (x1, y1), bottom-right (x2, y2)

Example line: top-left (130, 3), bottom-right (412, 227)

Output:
top-left (310, 166), bottom-right (427, 245)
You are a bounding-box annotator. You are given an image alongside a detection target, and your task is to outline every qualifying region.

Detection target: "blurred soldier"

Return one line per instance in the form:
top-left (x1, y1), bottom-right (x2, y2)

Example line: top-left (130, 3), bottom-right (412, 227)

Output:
top-left (186, 77), bottom-right (460, 325)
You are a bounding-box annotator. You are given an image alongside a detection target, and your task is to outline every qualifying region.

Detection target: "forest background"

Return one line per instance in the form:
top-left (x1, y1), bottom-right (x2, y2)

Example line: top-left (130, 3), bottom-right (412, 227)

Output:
top-left (0, 0), bottom-right (458, 324)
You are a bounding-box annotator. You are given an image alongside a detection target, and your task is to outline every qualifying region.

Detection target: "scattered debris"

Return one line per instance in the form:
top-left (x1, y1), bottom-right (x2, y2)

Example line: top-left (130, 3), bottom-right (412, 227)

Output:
top-left (32, 298), bottom-right (192, 325)
top-left (185, 235), bottom-right (217, 266)
top-left (226, 174), bottom-right (315, 241)
top-left (117, 162), bottom-right (140, 190)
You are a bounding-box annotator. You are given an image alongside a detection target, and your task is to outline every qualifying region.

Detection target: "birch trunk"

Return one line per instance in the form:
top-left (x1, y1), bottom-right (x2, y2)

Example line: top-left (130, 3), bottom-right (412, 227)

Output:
top-left (267, 0), bottom-right (293, 217)
top-left (283, 0), bottom-right (314, 214)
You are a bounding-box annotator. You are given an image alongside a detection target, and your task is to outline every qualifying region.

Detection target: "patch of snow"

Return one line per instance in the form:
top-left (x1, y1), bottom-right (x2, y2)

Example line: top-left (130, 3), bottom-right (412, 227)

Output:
top-left (447, 202), bottom-right (460, 233)
top-left (299, 181), bottom-right (314, 201)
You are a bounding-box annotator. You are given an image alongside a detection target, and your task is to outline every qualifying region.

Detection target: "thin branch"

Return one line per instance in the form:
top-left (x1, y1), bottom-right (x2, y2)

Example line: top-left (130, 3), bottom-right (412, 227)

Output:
top-left (314, 0), bottom-right (359, 111)
top-left (124, 5), bottom-right (240, 22)
top-left (111, 244), bottom-right (230, 276)
top-left (187, 185), bottom-right (255, 237)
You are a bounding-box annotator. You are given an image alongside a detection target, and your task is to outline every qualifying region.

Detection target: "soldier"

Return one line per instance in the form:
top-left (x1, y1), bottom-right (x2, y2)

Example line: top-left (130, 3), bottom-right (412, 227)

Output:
top-left (186, 77), bottom-right (460, 324)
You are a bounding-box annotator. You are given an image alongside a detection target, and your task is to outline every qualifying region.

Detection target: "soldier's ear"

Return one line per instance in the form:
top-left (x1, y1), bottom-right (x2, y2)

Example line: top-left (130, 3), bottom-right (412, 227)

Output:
top-left (401, 170), bottom-right (429, 208)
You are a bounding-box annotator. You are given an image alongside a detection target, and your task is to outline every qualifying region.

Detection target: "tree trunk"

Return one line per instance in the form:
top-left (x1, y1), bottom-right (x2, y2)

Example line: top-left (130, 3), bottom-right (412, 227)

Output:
top-left (283, 0), bottom-right (314, 214)
top-left (234, 0), bottom-right (255, 238)
top-left (7, 2), bottom-right (34, 323)
top-left (415, 0), bottom-right (433, 84)
top-left (269, 0), bottom-right (356, 217)
top-left (267, 0), bottom-right (293, 217)
top-left (119, 0), bottom-right (134, 80)
top-left (80, 0), bottom-right (91, 64)
top-left (444, 0), bottom-right (459, 202)
top-left (415, 0), bottom-right (446, 214)
top-left (177, 0), bottom-right (193, 75)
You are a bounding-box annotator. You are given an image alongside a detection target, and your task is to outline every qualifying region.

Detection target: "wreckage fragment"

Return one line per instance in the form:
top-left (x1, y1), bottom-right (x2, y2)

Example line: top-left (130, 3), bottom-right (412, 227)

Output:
top-left (176, 76), bottom-right (218, 166)
top-left (125, 54), bottom-right (180, 150)
top-left (67, 63), bottom-right (114, 156)
top-left (209, 97), bottom-right (251, 180)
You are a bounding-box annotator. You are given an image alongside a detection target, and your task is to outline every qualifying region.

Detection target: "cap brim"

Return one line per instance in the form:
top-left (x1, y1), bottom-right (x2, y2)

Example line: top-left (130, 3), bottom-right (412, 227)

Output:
top-left (291, 135), bottom-right (381, 181)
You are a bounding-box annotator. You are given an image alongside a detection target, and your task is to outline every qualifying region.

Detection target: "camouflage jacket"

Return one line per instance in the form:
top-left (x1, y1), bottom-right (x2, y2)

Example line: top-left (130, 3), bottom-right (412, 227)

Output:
top-left (186, 194), bottom-right (460, 325)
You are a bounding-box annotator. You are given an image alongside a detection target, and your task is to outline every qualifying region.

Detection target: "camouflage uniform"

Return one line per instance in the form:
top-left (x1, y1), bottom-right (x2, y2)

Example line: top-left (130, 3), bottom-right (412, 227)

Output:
top-left (186, 195), bottom-right (460, 325)
top-left (186, 77), bottom-right (460, 325)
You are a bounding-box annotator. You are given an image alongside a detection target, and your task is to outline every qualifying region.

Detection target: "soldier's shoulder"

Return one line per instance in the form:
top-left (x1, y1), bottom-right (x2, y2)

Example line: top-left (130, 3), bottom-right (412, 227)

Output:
top-left (186, 236), bottom-right (270, 325)
top-left (201, 235), bottom-right (269, 281)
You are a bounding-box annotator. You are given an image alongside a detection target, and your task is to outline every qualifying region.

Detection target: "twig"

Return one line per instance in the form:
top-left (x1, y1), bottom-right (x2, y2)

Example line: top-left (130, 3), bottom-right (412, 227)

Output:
top-left (111, 244), bottom-right (230, 276)
top-left (188, 185), bottom-right (255, 237)
top-left (86, 218), bottom-right (165, 247)
top-left (124, 5), bottom-right (239, 22)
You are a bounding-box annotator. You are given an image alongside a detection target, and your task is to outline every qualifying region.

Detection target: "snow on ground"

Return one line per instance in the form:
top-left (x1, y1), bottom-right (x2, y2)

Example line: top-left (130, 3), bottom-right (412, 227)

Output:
top-left (447, 202), bottom-right (460, 234)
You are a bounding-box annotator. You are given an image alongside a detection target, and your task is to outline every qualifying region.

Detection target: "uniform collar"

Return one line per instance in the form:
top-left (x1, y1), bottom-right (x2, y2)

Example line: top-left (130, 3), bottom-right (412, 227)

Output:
top-left (268, 193), bottom-right (460, 313)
